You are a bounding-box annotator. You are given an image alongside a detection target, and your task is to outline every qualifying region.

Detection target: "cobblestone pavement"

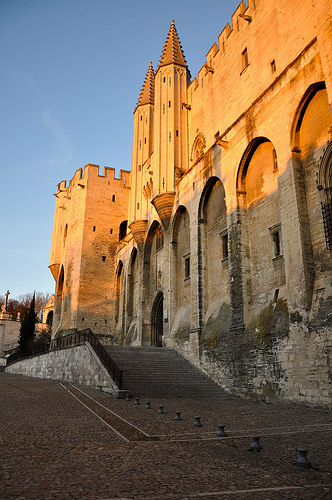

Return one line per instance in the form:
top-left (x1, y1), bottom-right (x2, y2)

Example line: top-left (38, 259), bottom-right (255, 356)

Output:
top-left (0, 373), bottom-right (331, 499)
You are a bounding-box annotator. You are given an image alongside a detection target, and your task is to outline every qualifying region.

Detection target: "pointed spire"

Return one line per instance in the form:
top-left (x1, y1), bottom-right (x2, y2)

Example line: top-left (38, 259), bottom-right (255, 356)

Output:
top-left (158, 20), bottom-right (188, 71)
top-left (136, 61), bottom-right (155, 107)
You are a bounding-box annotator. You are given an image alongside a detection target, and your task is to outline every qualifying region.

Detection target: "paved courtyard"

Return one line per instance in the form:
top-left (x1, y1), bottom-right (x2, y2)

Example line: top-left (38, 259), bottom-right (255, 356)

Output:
top-left (0, 372), bottom-right (331, 499)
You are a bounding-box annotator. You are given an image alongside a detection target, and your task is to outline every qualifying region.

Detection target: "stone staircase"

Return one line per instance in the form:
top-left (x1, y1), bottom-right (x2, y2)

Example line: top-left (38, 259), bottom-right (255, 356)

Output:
top-left (104, 345), bottom-right (228, 398)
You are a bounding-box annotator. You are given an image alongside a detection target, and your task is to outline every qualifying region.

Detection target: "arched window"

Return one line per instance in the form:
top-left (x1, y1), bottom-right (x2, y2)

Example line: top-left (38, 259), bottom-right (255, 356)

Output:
top-left (119, 221), bottom-right (128, 241)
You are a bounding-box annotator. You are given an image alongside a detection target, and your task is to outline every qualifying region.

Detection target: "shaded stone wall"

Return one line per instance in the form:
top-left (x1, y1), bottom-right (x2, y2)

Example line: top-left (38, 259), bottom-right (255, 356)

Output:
top-left (5, 343), bottom-right (120, 397)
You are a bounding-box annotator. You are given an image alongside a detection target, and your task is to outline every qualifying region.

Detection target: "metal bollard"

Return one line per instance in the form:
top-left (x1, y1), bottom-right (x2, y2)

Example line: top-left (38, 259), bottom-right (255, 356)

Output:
top-left (296, 449), bottom-right (311, 468)
top-left (174, 411), bottom-right (182, 421)
top-left (217, 425), bottom-right (227, 437)
top-left (250, 436), bottom-right (262, 451)
top-left (145, 401), bottom-right (152, 409)
top-left (134, 397), bottom-right (140, 405)
top-left (194, 416), bottom-right (202, 427)
top-left (158, 405), bottom-right (165, 414)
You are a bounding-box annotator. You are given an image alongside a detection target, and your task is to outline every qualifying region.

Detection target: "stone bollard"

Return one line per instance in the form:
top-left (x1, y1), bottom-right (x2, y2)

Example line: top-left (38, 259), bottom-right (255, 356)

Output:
top-left (194, 416), bottom-right (202, 427)
top-left (217, 425), bottom-right (227, 437)
top-left (134, 397), bottom-right (140, 405)
top-left (158, 406), bottom-right (165, 414)
top-left (296, 449), bottom-right (311, 468)
top-left (250, 436), bottom-right (262, 451)
top-left (174, 411), bottom-right (182, 421)
top-left (145, 402), bottom-right (152, 409)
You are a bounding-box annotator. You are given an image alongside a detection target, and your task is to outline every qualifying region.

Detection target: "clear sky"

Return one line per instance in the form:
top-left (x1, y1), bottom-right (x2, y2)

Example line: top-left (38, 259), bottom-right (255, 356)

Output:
top-left (1, 0), bottom-right (241, 300)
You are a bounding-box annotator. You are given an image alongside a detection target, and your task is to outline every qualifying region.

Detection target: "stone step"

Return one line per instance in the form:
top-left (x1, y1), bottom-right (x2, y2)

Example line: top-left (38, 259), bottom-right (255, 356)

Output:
top-left (105, 345), bottom-right (227, 398)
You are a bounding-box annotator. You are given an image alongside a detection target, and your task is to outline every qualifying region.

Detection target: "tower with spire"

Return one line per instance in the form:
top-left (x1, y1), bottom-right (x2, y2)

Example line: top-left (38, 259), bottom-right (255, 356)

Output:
top-left (130, 62), bottom-right (155, 224)
top-left (129, 21), bottom-right (191, 225)
top-left (153, 20), bottom-right (191, 197)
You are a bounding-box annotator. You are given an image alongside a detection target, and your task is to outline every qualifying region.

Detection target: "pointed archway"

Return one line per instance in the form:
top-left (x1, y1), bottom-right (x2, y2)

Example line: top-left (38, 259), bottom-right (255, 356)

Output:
top-left (151, 292), bottom-right (163, 347)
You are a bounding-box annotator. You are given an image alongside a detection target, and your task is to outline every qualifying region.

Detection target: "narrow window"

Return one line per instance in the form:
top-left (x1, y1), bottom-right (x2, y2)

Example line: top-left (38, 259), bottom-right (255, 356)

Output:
top-left (270, 59), bottom-right (276, 73)
top-left (138, 164), bottom-right (141, 171)
top-left (273, 231), bottom-right (281, 257)
top-left (169, 132), bottom-right (171, 142)
top-left (169, 77), bottom-right (171, 86)
top-left (93, 226), bottom-right (96, 232)
top-left (144, 137), bottom-right (146, 144)
top-left (176, 130), bottom-right (179, 137)
top-left (272, 149), bottom-right (278, 172)
top-left (137, 202), bottom-right (140, 210)
top-left (140, 115), bottom-right (142, 121)
top-left (110, 228), bottom-right (113, 234)
top-left (222, 233), bottom-right (228, 259)
top-left (112, 194), bottom-right (116, 202)
top-left (242, 48), bottom-right (249, 70)
top-left (163, 77), bottom-right (166, 83)
top-left (169, 101), bottom-right (171, 108)
top-left (102, 256), bottom-right (106, 262)
top-left (184, 256), bottom-right (190, 279)
top-left (163, 104), bottom-right (165, 114)
top-left (139, 140), bottom-right (141, 149)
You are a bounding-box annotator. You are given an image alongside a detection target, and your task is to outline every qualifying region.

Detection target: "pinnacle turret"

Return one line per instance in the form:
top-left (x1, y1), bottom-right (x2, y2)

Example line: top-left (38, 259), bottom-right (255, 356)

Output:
top-left (158, 20), bottom-right (189, 73)
top-left (136, 61), bottom-right (155, 107)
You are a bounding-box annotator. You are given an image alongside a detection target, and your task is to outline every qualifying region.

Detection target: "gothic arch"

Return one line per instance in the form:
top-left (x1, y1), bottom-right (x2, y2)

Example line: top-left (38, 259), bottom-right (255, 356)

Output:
top-left (291, 82), bottom-right (326, 149)
top-left (115, 260), bottom-right (123, 325)
top-left (198, 177), bottom-right (229, 337)
top-left (198, 176), bottom-right (222, 221)
top-left (151, 291), bottom-right (164, 346)
top-left (142, 220), bottom-right (164, 344)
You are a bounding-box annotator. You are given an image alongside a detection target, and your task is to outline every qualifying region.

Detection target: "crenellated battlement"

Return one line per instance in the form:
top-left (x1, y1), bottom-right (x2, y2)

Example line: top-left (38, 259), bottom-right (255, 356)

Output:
top-left (189, 0), bottom-right (257, 93)
top-left (56, 164), bottom-right (131, 193)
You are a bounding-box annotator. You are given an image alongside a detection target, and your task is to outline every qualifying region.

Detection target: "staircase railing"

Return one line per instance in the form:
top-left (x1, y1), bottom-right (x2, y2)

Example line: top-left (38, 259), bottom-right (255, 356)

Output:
top-left (7, 329), bottom-right (123, 389)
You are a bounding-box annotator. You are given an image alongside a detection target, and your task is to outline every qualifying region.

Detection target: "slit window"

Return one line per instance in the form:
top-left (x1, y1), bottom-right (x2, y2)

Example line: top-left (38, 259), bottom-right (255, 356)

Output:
top-left (184, 255), bottom-right (190, 279)
top-left (242, 48), bottom-right (249, 70)
top-left (270, 59), bottom-right (276, 73)
top-left (112, 195), bottom-right (116, 202)
top-left (102, 256), bottom-right (106, 262)
top-left (93, 226), bottom-right (96, 232)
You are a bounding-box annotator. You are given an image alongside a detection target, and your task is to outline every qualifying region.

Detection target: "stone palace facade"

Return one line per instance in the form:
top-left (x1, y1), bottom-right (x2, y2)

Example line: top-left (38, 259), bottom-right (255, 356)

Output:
top-left (49, 0), bottom-right (332, 406)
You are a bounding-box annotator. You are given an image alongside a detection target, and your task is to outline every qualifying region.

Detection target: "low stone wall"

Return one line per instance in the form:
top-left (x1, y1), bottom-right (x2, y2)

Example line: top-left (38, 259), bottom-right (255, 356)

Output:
top-left (5, 343), bottom-right (124, 397)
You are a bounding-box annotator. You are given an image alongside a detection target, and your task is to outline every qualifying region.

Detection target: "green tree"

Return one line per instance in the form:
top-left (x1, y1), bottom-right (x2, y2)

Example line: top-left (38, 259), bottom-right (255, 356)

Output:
top-left (18, 293), bottom-right (37, 351)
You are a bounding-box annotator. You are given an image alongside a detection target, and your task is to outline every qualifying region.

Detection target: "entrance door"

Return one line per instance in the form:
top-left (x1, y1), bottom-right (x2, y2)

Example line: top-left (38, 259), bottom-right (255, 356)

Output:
top-left (151, 292), bottom-right (163, 346)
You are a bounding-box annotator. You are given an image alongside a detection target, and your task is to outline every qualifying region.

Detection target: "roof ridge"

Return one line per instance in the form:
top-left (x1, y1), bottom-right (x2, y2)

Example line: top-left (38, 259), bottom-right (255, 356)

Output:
top-left (136, 61), bottom-right (155, 107)
top-left (158, 20), bottom-right (189, 71)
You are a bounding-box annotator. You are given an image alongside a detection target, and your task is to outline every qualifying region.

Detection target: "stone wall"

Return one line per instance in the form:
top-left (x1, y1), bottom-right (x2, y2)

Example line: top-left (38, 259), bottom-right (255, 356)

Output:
top-left (5, 343), bottom-right (122, 397)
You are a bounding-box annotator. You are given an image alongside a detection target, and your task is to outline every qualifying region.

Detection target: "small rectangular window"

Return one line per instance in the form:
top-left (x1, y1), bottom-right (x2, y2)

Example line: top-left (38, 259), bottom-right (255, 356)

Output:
top-left (144, 137), bottom-right (146, 144)
top-left (169, 132), bottom-right (171, 142)
top-left (222, 233), bottom-right (228, 259)
top-left (169, 101), bottom-right (171, 108)
top-left (137, 202), bottom-right (140, 210)
top-left (176, 130), bottom-right (179, 137)
top-left (272, 149), bottom-right (278, 172)
top-left (269, 224), bottom-right (282, 258)
top-left (140, 115), bottom-right (143, 121)
top-left (163, 104), bottom-right (165, 114)
top-left (138, 164), bottom-right (141, 171)
top-left (270, 59), bottom-right (276, 73)
top-left (163, 77), bottom-right (166, 83)
top-left (110, 228), bottom-right (113, 234)
top-left (184, 256), bottom-right (190, 279)
top-left (112, 194), bottom-right (116, 202)
top-left (93, 226), bottom-right (96, 232)
top-left (273, 231), bottom-right (281, 257)
top-left (242, 48), bottom-right (249, 70)
top-left (169, 77), bottom-right (171, 86)
top-left (102, 256), bottom-right (106, 262)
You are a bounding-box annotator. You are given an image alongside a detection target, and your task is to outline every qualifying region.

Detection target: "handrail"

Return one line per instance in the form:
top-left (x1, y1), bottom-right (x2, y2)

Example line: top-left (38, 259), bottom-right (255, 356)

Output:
top-left (7, 329), bottom-right (123, 389)
top-left (50, 329), bottom-right (123, 389)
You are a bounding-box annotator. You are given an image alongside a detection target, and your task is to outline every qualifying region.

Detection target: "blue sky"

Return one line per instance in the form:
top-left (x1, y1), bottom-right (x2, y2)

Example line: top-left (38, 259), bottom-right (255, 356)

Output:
top-left (1, 0), bottom-right (241, 300)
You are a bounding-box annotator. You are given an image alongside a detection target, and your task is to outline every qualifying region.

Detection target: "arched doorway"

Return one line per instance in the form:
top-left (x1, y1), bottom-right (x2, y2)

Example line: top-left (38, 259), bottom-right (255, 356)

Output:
top-left (151, 292), bottom-right (163, 347)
